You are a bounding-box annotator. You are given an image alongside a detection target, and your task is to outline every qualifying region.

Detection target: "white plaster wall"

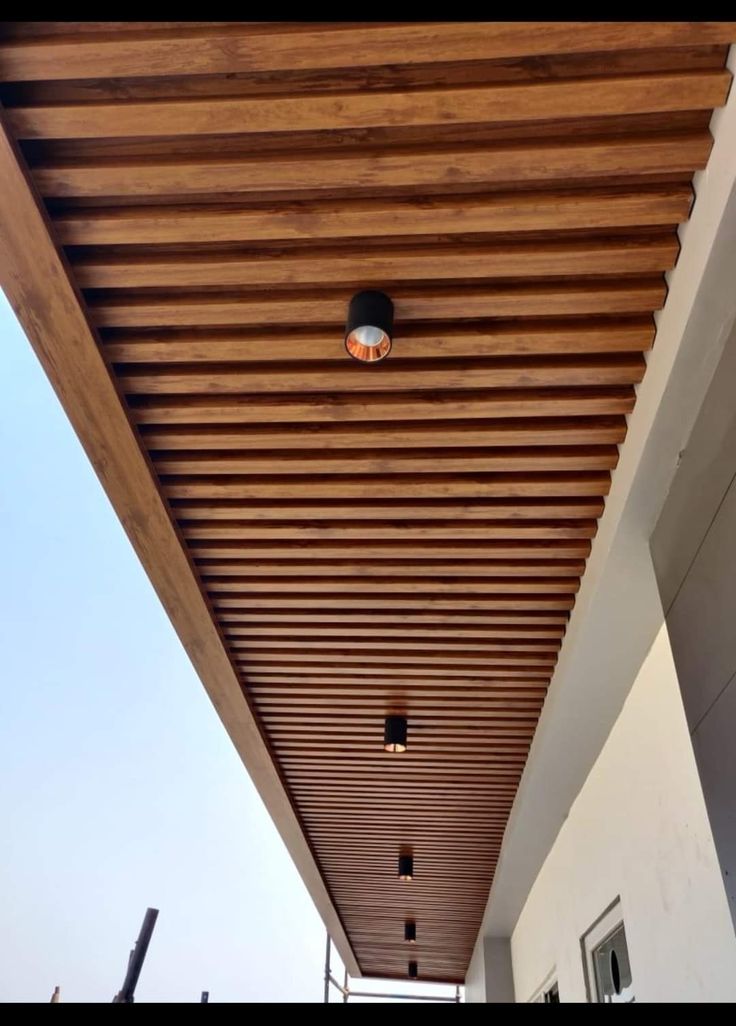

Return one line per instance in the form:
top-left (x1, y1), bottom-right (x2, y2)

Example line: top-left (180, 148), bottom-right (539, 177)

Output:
top-left (509, 624), bottom-right (736, 1003)
top-left (464, 941), bottom-right (485, 1003)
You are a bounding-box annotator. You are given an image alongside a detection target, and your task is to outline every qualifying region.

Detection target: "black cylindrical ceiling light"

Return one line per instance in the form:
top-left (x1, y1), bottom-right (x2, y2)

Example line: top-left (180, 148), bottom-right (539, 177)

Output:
top-left (398, 854), bottom-right (414, 881)
top-left (345, 289), bottom-right (393, 363)
top-left (404, 921), bottom-right (417, 944)
top-left (408, 961), bottom-right (418, 980)
top-left (384, 714), bottom-right (408, 753)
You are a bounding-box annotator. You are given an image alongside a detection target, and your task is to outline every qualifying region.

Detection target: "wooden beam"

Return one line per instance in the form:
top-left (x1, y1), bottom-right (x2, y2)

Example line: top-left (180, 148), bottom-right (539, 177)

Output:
top-left (208, 576), bottom-right (579, 594)
top-left (73, 236), bottom-right (679, 289)
top-left (225, 624), bottom-right (566, 639)
top-left (238, 638), bottom-right (561, 652)
top-left (104, 323), bottom-right (654, 365)
top-left (128, 387), bottom-right (637, 425)
top-left (32, 133), bottom-right (713, 198)
top-left (201, 557), bottom-right (587, 574)
top-left (52, 187), bottom-right (694, 246)
top-left (215, 594), bottom-right (575, 610)
top-left (154, 447), bottom-right (619, 475)
top-left (119, 353), bottom-right (647, 392)
top-left (175, 498), bottom-right (605, 521)
top-left (9, 72), bottom-right (730, 138)
top-left (2, 22), bottom-right (733, 81)
top-left (182, 523), bottom-right (596, 541)
top-left (191, 540), bottom-right (591, 558)
top-left (165, 472), bottom-right (610, 500)
top-left (220, 610), bottom-right (570, 624)
top-left (0, 111), bottom-right (361, 980)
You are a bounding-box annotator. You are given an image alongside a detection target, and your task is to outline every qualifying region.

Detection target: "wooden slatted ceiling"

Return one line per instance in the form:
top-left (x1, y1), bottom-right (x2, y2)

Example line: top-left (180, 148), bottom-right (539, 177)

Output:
top-left (1, 21), bottom-right (733, 985)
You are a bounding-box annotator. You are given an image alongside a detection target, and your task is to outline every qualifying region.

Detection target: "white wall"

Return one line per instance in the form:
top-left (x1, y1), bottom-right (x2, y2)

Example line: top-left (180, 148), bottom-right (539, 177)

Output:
top-left (509, 624), bottom-right (736, 1003)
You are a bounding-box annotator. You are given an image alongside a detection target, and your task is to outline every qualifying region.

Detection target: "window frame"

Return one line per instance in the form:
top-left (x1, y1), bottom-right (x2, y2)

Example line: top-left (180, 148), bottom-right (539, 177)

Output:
top-left (528, 967), bottom-right (559, 1003)
top-left (580, 897), bottom-right (634, 1003)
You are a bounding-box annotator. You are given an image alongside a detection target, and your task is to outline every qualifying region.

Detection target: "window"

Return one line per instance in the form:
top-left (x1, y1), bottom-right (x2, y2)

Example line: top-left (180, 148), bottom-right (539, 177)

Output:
top-left (529, 970), bottom-right (560, 1003)
top-left (581, 898), bottom-right (635, 1003)
top-left (542, 982), bottom-right (560, 1004)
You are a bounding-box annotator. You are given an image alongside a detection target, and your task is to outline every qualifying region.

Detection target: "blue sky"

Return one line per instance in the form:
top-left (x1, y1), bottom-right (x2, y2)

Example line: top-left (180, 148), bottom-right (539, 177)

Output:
top-left (0, 291), bottom-right (458, 1003)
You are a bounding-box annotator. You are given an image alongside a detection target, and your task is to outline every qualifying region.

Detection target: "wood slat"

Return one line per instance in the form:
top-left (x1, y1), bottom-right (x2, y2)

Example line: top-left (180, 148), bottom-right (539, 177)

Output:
top-left (250, 676), bottom-right (549, 688)
top-left (52, 187), bottom-right (694, 246)
top-left (231, 634), bottom-right (562, 649)
top-left (128, 387), bottom-right (637, 425)
top-left (233, 636), bottom-right (558, 660)
top-left (32, 133), bottom-right (713, 199)
top-left (9, 72), bottom-right (730, 139)
top-left (120, 352), bottom-right (647, 392)
top-left (177, 498), bottom-right (604, 520)
top-left (250, 683), bottom-right (551, 697)
top-left (208, 576), bottom-right (578, 595)
top-left (166, 472), bottom-right (611, 500)
top-left (155, 446), bottom-right (618, 475)
top-left (220, 609), bottom-right (570, 623)
top-left (226, 619), bottom-right (566, 636)
top-left (182, 524), bottom-right (596, 543)
top-left (105, 323), bottom-right (654, 365)
top-left (100, 285), bottom-right (665, 331)
top-left (202, 557), bottom-right (587, 574)
top-left (216, 594), bottom-right (574, 610)
top-left (3, 22), bottom-right (733, 81)
top-left (73, 235), bottom-right (679, 289)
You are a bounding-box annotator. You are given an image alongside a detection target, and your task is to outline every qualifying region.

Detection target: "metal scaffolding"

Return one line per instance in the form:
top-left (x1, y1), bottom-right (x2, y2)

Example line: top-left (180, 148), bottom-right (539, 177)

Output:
top-left (323, 933), bottom-right (462, 1004)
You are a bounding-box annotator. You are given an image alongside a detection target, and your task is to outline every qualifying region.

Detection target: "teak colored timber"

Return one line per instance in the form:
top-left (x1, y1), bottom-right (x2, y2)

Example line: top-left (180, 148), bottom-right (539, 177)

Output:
top-left (1, 20), bottom-right (733, 985)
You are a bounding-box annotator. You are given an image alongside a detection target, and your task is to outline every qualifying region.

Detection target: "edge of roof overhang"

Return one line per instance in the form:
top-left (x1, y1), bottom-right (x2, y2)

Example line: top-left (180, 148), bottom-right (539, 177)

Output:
top-left (0, 108), bottom-right (362, 980)
top-left (466, 43), bottom-right (736, 979)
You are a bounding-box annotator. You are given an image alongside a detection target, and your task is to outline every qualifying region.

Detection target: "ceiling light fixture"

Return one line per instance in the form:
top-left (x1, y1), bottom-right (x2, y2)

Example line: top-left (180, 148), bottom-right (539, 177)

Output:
top-left (345, 289), bottom-right (393, 363)
top-left (408, 961), bottom-right (418, 980)
top-left (398, 854), bottom-right (414, 882)
top-left (384, 714), bottom-right (408, 753)
top-left (405, 921), bottom-right (417, 944)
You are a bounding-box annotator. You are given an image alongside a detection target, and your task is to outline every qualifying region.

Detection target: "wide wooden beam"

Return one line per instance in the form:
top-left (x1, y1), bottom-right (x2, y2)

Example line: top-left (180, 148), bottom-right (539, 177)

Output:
top-left (32, 132), bottom-right (713, 198)
top-left (104, 323), bottom-right (654, 365)
top-left (183, 523), bottom-right (596, 542)
top-left (175, 499), bottom-right (605, 521)
top-left (119, 352), bottom-right (648, 392)
top-left (165, 472), bottom-right (611, 500)
top-left (9, 72), bottom-right (730, 138)
top-left (0, 111), bottom-right (362, 979)
top-left (73, 236), bottom-right (679, 289)
top-left (2, 22), bottom-right (733, 81)
top-left (52, 187), bottom-right (694, 246)
top-left (200, 557), bottom-right (588, 574)
top-left (128, 387), bottom-right (637, 425)
top-left (155, 447), bottom-right (619, 475)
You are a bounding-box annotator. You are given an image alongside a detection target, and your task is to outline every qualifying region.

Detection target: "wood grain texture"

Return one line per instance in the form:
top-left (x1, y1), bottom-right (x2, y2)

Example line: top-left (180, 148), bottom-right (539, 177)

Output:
top-left (104, 322), bottom-right (655, 364)
top-left (2, 20), bottom-right (731, 985)
top-left (32, 132), bottom-right (713, 198)
top-left (73, 236), bottom-right (679, 289)
top-left (53, 188), bottom-right (694, 246)
top-left (2, 22), bottom-right (733, 80)
top-left (9, 72), bottom-right (729, 138)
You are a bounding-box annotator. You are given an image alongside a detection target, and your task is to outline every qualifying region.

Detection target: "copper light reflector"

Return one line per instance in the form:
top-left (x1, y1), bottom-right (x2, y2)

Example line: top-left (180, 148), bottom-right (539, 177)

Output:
top-left (405, 921), bottom-right (417, 944)
top-left (384, 715), bottom-right (408, 753)
top-left (345, 289), bottom-right (393, 363)
top-left (398, 854), bottom-right (414, 881)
